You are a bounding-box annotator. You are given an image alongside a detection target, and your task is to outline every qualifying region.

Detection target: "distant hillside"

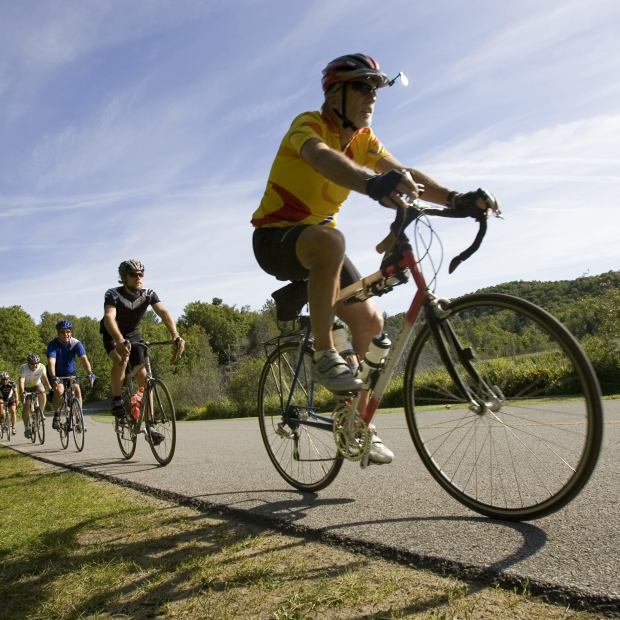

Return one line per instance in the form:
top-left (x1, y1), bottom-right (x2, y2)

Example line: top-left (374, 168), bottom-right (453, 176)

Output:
top-left (381, 270), bottom-right (620, 392)
top-left (474, 270), bottom-right (620, 312)
top-left (383, 270), bottom-right (620, 350)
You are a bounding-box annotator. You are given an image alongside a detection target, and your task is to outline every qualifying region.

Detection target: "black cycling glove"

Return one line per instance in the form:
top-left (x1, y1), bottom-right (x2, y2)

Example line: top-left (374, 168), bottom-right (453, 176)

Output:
top-left (366, 170), bottom-right (408, 202)
top-left (448, 188), bottom-right (500, 214)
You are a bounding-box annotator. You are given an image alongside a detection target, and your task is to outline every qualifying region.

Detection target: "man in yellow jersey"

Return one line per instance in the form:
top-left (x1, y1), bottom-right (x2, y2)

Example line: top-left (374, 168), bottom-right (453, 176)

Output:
top-left (251, 53), bottom-right (499, 464)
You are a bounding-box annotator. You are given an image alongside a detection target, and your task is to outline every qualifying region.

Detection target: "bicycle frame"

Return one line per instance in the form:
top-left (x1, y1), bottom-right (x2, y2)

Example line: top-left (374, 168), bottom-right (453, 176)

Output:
top-left (340, 244), bottom-right (430, 425)
top-left (271, 227), bottom-right (491, 434)
top-left (122, 340), bottom-right (176, 425)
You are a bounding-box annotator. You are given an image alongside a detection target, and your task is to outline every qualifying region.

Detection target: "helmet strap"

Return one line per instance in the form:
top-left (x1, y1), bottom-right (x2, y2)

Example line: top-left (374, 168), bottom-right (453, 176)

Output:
top-left (332, 83), bottom-right (358, 132)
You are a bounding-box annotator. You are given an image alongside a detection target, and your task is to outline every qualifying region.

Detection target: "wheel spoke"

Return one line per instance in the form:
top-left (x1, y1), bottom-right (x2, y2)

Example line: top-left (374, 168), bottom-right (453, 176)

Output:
top-left (405, 293), bottom-right (602, 520)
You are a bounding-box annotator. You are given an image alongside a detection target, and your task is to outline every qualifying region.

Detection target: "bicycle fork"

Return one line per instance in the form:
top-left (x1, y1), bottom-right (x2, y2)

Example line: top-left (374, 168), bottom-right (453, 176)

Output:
top-left (425, 300), bottom-right (505, 414)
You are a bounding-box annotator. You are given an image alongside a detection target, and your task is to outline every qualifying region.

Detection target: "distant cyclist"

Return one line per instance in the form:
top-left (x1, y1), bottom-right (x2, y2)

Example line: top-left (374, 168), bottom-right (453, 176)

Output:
top-left (0, 371), bottom-right (18, 436)
top-left (18, 353), bottom-right (52, 439)
top-left (47, 319), bottom-right (96, 430)
top-left (100, 259), bottom-right (185, 439)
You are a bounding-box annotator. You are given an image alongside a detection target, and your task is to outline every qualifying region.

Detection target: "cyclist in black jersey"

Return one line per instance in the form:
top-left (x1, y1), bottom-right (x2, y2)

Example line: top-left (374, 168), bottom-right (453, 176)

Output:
top-left (100, 259), bottom-right (185, 425)
top-left (0, 371), bottom-right (18, 436)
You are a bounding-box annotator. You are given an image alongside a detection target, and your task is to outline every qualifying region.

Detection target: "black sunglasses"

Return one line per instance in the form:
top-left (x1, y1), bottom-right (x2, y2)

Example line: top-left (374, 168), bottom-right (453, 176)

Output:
top-left (349, 81), bottom-right (378, 95)
top-left (129, 272), bottom-right (144, 278)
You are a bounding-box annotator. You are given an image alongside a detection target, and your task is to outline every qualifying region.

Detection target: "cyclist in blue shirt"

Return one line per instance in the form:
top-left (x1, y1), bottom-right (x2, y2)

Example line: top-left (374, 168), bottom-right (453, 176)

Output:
top-left (47, 319), bottom-right (95, 430)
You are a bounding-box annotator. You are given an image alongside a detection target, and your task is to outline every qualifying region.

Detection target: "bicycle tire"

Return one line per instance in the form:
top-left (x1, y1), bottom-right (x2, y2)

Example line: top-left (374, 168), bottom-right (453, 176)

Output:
top-left (116, 391), bottom-right (137, 460)
top-left (71, 400), bottom-right (85, 452)
top-left (144, 378), bottom-right (176, 466)
top-left (258, 341), bottom-right (343, 492)
top-left (0, 417), bottom-right (7, 441)
top-left (59, 404), bottom-right (70, 449)
top-left (34, 406), bottom-right (45, 445)
top-left (404, 292), bottom-right (603, 521)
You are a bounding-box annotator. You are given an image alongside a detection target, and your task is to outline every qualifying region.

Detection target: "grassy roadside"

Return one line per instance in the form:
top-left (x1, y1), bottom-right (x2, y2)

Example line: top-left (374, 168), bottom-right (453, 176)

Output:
top-left (0, 449), bottom-right (608, 620)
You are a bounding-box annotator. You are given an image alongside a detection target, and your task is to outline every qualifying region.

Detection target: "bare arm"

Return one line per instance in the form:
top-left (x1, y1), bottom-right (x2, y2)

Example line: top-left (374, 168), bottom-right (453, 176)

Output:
top-left (300, 138), bottom-right (371, 194)
top-left (103, 305), bottom-right (131, 358)
top-left (41, 371), bottom-right (52, 391)
top-left (152, 302), bottom-right (185, 362)
top-left (79, 355), bottom-right (93, 375)
top-left (152, 302), bottom-right (180, 337)
top-left (47, 357), bottom-right (57, 377)
top-left (103, 306), bottom-right (124, 345)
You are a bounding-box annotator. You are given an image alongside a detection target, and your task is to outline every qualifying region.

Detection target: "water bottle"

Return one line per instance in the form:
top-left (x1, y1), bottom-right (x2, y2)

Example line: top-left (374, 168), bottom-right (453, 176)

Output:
top-left (358, 333), bottom-right (392, 385)
top-left (130, 386), bottom-right (144, 421)
top-left (332, 321), bottom-right (359, 373)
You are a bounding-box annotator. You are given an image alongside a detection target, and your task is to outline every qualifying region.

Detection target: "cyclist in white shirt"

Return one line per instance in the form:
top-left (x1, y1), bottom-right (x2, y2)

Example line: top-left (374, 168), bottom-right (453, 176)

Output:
top-left (18, 353), bottom-right (52, 439)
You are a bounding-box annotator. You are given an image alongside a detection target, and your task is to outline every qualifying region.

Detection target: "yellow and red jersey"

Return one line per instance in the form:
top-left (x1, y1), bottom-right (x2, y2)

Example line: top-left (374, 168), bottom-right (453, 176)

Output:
top-left (251, 111), bottom-right (390, 229)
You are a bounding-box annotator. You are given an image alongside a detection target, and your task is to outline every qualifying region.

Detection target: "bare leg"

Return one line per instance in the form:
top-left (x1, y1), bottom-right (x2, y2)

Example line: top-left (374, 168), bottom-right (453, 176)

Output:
top-left (109, 350), bottom-right (129, 397)
top-left (337, 298), bottom-right (384, 414)
top-left (37, 389), bottom-right (46, 414)
top-left (295, 226), bottom-right (345, 351)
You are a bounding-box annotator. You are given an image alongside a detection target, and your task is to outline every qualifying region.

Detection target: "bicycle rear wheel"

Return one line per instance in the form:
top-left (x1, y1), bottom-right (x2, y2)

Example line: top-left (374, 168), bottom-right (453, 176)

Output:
top-left (35, 406), bottom-right (45, 445)
top-left (258, 341), bottom-right (343, 492)
top-left (71, 401), bottom-right (85, 452)
top-left (144, 379), bottom-right (176, 466)
top-left (404, 293), bottom-right (603, 521)
top-left (59, 405), bottom-right (70, 449)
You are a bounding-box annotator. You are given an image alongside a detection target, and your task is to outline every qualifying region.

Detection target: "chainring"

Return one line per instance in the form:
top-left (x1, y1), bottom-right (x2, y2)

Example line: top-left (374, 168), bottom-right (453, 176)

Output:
top-left (332, 406), bottom-right (370, 461)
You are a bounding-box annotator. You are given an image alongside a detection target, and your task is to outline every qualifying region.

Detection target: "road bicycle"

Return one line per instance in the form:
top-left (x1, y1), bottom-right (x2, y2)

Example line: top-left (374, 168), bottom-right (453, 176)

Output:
top-left (257, 202), bottom-right (603, 521)
top-left (23, 391), bottom-right (45, 445)
top-left (115, 340), bottom-right (177, 466)
top-left (0, 398), bottom-right (14, 441)
top-left (54, 376), bottom-right (88, 452)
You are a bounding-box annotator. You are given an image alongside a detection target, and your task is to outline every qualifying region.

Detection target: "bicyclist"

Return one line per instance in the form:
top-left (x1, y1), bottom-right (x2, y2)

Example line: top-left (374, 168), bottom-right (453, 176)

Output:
top-left (18, 353), bottom-right (52, 439)
top-left (0, 371), bottom-right (18, 436)
top-left (251, 53), bottom-right (499, 464)
top-left (47, 319), bottom-right (96, 430)
top-left (100, 259), bottom-right (185, 442)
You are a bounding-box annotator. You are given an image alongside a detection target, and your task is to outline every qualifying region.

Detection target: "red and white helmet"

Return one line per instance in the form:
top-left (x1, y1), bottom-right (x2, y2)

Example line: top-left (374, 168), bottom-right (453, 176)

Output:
top-left (321, 53), bottom-right (389, 93)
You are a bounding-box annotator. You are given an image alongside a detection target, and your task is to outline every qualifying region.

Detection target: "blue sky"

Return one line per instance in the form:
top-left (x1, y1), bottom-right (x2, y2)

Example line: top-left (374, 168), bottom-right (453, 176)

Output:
top-left (1, 0), bottom-right (619, 323)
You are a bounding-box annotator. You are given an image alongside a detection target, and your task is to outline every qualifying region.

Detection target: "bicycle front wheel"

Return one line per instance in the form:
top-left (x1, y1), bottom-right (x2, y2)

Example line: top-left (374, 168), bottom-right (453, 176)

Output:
top-left (59, 405), bottom-right (70, 449)
top-left (404, 293), bottom-right (603, 521)
top-left (71, 401), bottom-right (85, 452)
top-left (258, 341), bottom-right (343, 492)
top-left (144, 379), bottom-right (176, 466)
top-left (116, 388), bottom-right (136, 459)
top-left (35, 407), bottom-right (45, 444)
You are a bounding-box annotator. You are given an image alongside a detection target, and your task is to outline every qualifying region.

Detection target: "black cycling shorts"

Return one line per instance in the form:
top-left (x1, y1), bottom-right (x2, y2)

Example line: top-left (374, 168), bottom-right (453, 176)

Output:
top-left (252, 226), bottom-right (361, 287)
top-left (102, 330), bottom-right (146, 368)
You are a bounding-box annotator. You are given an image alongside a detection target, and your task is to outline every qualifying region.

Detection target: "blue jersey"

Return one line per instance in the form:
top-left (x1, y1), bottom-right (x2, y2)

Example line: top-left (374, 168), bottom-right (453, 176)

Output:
top-left (47, 337), bottom-right (86, 376)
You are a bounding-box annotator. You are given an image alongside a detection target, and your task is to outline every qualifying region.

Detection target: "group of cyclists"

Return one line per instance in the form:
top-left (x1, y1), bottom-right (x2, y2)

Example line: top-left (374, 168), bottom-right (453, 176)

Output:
top-left (0, 259), bottom-right (185, 444)
top-left (1, 324), bottom-right (91, 439)
top-left (2, 52), bottom-right (498, 466)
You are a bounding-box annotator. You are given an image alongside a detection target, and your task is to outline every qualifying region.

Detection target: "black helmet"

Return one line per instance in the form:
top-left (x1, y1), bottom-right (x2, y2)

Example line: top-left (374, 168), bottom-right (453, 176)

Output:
top-left (118, 259), bottom-right (145, 281)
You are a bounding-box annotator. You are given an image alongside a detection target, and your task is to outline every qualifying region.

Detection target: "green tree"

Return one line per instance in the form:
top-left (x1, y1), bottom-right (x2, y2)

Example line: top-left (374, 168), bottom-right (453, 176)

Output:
top-left (0, 306), bottom-right (44, 368)
top-left (179, 299), bottom-right (256, 363)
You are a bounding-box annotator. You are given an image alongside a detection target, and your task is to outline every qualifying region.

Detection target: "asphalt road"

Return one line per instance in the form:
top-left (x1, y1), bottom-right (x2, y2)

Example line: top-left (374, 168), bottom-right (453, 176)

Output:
top-left (4, 399), bottom-right (619, 611)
